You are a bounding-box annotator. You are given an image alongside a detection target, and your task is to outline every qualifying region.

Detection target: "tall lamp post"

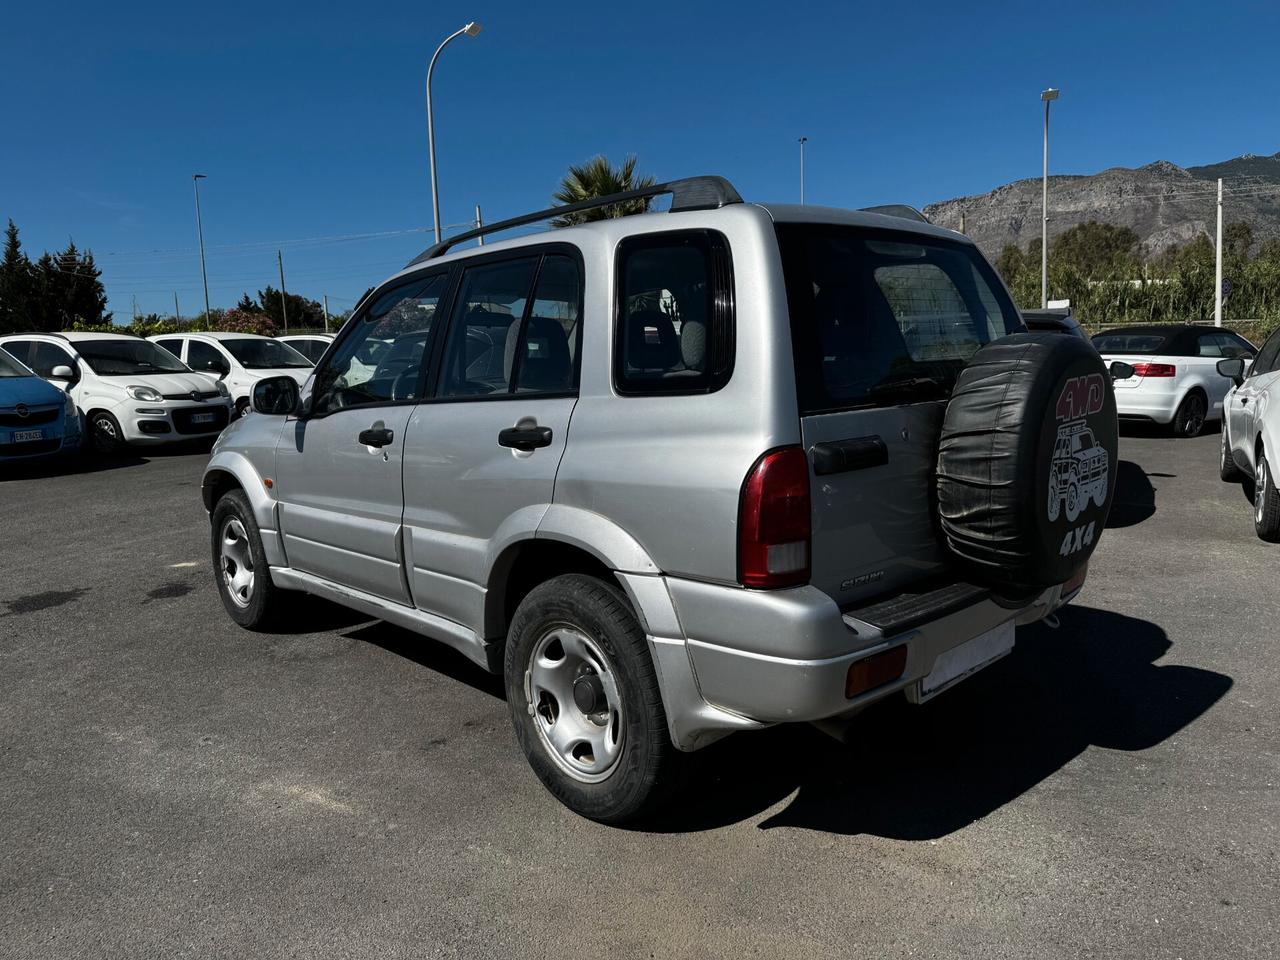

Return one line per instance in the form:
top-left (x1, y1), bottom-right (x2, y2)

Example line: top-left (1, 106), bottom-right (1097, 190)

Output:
top-left (1040, 88), bottom-right (1059, 309)
top-left (192, 174), bottom-right (211, 323)
top-left (798, 136), bottom-right (808, 204)
top-left (426, 21), bottom-right (483, 244)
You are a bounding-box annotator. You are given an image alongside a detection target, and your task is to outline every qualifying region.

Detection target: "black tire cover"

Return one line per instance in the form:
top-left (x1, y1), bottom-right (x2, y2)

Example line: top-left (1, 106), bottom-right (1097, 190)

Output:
top-left (936, 332), bottom-right (1119, 588)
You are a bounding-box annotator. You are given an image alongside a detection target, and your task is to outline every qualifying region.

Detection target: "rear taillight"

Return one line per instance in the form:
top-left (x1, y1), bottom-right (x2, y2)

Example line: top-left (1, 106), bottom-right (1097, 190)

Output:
top-left (1132, 362), bottom-right (1176, 377)
top-left (738, 446), bottom-right (811, 589)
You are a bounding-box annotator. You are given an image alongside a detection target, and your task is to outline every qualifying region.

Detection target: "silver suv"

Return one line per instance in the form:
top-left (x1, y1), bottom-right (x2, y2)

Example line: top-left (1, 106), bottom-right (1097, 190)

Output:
top-left (202, 177), bottom-right (1117, 823)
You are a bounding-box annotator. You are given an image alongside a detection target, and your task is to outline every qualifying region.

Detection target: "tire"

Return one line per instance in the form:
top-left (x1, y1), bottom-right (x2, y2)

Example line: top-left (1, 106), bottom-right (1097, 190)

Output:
top-left (234, 398), bottom-right (251, 419)
top-left (1254, 448), bottom-right (1280, 542)
top-left (1220, 424), bottom-right (1243, 481)
top-left (210, 489), bottom-right (285, 629)
top-left (1172, 392), bottom-right (1206, 438)
top-left (504, 573), bottom-right (681, 824)
top-left (937, 332), bottom-right (1119, 589)
top-left (88, 410), bottom-right (125, 455)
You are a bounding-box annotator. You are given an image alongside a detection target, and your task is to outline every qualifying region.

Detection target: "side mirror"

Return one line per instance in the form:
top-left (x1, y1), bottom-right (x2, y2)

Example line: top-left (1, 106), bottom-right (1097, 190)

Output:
top-left (1217, 357), bottom-right (1246, 387)
top-left (252, 375), bottom-right (300, 416)
top-left (50, 364), bottom-right (75, 381)
top-left (1108, 361), bottom-right (1135, 381)
top-left (204, 359), bottom-right (230, 378)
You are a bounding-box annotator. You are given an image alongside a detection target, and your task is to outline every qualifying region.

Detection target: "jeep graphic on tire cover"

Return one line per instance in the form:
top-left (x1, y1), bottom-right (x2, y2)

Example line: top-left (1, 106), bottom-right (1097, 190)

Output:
top-left (937, 332), bottom-right (1120, 589)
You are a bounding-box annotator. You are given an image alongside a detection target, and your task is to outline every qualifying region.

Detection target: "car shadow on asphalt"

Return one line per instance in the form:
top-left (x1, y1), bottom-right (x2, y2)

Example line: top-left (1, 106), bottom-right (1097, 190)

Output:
top-left (649, 604), bottom-right (1231, 839)
top-left (342, 620), bottom-right (507, 699)
top-left (0, 451), bottom-right (148, 480)
top-left (1108, 460), bottom-right (1157, 528)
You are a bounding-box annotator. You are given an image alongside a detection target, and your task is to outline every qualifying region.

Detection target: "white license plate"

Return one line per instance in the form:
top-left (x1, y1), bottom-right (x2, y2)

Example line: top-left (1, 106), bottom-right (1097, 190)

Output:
top-left (13, 429), bottom-right (44, 442)
top-left (190, 412), bottom-right (215, 424)
top-left (919, 620), bottom-right (1015, 701)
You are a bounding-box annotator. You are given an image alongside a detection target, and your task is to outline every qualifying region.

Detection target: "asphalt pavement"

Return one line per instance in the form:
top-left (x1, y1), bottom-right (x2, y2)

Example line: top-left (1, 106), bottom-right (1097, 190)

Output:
top-left (1, 428), bottom-right (1277, 959)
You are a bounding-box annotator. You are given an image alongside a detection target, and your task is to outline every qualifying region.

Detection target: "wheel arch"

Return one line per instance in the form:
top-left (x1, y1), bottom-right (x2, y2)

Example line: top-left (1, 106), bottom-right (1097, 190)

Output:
top-left (201, 450), bottom-right (283, 565)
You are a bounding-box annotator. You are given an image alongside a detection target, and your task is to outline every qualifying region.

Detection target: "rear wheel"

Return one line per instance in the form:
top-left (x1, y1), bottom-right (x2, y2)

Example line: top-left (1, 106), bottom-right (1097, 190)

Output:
top-left (504, 574), bottom-right (681, 824)
top-left (1220, 424), bottom-right (1243, 482)
top-left (1254, 449), bottom-right (1280, 542)
top-left (1172, 393), bottom-right (1206, 438)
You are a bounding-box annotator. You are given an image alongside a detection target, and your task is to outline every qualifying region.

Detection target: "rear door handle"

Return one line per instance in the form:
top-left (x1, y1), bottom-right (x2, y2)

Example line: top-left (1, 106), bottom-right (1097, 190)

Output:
top-left (498, 425), bottom-right (553, 451)
top-left (358, 427), bottom-right (394, 447)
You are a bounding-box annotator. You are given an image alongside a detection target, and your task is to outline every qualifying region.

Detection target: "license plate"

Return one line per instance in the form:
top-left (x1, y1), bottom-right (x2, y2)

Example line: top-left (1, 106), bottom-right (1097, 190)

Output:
top-left (919, 620), bottom-right (1015, 701)
top-left (190, 412), bottom-right (215, 424)
top-left (13, 429), bottom-right (44, 442)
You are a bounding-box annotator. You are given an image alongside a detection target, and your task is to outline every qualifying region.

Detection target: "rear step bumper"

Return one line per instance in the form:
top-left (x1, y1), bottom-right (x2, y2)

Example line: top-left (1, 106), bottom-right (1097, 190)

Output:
top-left (650, 573), bottom-right (1076, 744)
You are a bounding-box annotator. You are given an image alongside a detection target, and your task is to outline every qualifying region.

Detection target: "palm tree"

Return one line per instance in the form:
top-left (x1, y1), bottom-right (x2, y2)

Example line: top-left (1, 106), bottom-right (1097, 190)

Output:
top-left (551, 155), bottom-right (656, 227)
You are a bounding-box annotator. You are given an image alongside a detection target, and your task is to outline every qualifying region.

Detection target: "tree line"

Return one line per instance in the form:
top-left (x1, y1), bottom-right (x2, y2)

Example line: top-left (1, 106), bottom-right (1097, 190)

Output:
top-left (0, 220), bottom-right (111, 333)
top-left (995, 220), bottom-right (1280, 339)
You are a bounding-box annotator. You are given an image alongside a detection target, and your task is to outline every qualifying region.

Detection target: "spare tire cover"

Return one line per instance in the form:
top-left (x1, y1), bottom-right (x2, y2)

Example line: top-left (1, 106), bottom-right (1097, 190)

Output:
top-left (937, 332), bottom-right (1119, 588)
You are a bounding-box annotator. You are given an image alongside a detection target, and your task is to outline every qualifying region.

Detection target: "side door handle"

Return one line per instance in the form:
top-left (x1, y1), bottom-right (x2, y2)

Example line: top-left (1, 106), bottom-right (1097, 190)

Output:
top-left (358, 427), bottom-right (394, 447)
top-left (498, 424), bottom-right (553, 451)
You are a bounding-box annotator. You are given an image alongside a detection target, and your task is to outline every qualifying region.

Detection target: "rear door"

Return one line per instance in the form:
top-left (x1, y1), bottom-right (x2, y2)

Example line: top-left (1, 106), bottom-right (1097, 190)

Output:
top-left (1235, 331), bottom-right (1280, 467)
top-left (273, 270), bottom-right (449, 603)
top-left (776, 225), bottom-right (1023, 606)
top-left (400, 247), bottom-right (582, 634)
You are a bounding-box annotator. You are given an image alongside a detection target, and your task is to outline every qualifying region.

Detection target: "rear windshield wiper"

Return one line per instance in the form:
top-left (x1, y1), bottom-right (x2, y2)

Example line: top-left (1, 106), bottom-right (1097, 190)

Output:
top-left (865, 376), bottom-right (947, 403)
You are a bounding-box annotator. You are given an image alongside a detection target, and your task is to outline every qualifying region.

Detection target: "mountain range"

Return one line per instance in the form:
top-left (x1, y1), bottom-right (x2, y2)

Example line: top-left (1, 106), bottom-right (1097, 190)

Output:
top-left (922, 151), bottom-right (1280, 261)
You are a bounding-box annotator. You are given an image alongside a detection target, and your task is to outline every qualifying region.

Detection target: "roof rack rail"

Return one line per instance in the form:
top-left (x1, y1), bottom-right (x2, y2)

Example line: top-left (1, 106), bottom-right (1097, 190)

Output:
top-left (859, 204), bottom-right (931, 224)
top-left (407, 175), bottom-right (742, 266)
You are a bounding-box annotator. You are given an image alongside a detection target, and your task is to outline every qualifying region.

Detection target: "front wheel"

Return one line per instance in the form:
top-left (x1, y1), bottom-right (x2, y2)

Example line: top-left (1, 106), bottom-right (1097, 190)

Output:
top-left (1221, 425), bottom-right (1243, 482)
top-left (89, 410), bottom-right (124, 455)
top-left (1255, 449), bottom-right (1280, 542)
top-left (211, 489), bottom-right (287, 628)
top-left (504, 574), bottom-right (681, 824)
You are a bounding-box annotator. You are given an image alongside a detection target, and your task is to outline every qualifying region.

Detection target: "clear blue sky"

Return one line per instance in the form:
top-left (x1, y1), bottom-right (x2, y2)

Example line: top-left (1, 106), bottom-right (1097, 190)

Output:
top-left (3, 0), bottom-right (1277, 320)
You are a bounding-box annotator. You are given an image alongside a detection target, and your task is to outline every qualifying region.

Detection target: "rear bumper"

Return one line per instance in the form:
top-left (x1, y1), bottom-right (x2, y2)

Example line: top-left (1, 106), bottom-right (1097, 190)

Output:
top-left (623, 572), bottom-right (1072, 751)
top-left (1113, 387), bottom-right (1182, 424)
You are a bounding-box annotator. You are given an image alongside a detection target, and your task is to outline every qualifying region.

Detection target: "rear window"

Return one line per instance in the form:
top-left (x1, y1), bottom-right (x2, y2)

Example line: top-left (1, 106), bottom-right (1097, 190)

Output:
top-left (776, 225), bottom-right (1021, 413)
top-left (1091, 332), bottom-right (1171, 354)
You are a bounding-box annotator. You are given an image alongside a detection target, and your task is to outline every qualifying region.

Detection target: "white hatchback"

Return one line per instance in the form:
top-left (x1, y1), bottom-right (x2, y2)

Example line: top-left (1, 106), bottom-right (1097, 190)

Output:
top-left (149, 332), bottom-right (314, 418)
top-left (1093, 324), bottom-right (1256, 437)
top-left (277, 334), bottom-right (334, 364)
top-left (0, 332), bottom-right (233, 454)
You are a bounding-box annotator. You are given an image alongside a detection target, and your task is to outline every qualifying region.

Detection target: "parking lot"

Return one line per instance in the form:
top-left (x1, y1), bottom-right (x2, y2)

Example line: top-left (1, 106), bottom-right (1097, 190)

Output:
top-left (2, 428), bottom-right (1277, 958)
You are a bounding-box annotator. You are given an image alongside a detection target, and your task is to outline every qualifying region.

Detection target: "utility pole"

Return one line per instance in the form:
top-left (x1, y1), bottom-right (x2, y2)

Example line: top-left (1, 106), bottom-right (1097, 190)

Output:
top-left (277, 249), bottom-right (289, 334)
top-left (1040, 88), bottom-right (1059, 309)
top-left (798, 137), bottom-right (808, 204)
top-left (475, 204), bottom-right (484, 246)
top-left (132, 295), bottom-right (139, 320)
top-left (322, 295), bottom-right (330, 333)
top-left (173, 292), bottom-right (181, 322)
top-left (959, 209), bottom-right (966, 234)
top-left (1215, 178), bottom-right (1224, 327)
top-left (192, 174), bottom-right (211, 324)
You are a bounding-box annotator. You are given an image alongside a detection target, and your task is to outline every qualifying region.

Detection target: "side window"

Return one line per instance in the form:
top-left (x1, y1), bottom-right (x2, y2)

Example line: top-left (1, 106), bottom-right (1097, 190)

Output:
top-left (1249, 331), bottom-right (1280, 378)
top-left (1196, 333), bottom-right (1224, 358)
top-left (187, 340), bottom-right (228, 376)
top-left (155, 338), bottom-right (185, 360)
top-left (302, 339), bottom-right (329, 363)
top-left (311, 272), bottom-right (447, 414)
top-left (30, 342), bottom-right (76, 378)
top-left (2, 340), bottom-right (36, 370)
top-left (516, 254), bottom-right (580, 394)
top-left (615, 231), bottom-right (734, 394)
top-left (439, 257), bottom-right (539, 398)
top-left (1220, 332), bottom-right (1255, 360)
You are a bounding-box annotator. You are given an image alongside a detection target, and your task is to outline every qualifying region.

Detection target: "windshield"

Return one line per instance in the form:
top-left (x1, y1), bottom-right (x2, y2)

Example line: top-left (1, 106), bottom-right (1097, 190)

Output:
top-left (0, 350), bottom-right (35, 378)
top-left (221, 338), bottom-right (313, 369)
top-left (76, 339), bottom-right (191, 376)
top-left (777, 225), bottom-right (1023, 413)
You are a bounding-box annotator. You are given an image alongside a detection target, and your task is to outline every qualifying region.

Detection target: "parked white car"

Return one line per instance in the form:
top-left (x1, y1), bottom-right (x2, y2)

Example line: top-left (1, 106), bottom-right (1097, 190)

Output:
top-left (0, 332), bottom-right (233, 454)
top-left (149, 332), bottom-right (313, 418)
top-left (1220, 327), bottom-right (1280, 541)
top-left (277, 334), bottom-right (334, 364)
top-left (1092, 324), bottom-right (1256, 437)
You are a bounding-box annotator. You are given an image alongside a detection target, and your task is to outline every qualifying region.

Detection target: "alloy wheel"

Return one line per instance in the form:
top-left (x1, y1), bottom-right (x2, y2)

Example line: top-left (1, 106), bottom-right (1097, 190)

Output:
top-left (1258, 457), bottom-right (1269, 525)
top-left (219, 517), bottom-right (255, 608)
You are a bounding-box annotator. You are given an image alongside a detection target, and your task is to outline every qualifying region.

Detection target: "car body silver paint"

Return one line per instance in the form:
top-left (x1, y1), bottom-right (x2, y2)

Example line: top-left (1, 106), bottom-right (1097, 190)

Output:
top-left (1226, 360), bottom-right (1280, 477)
top-left (206, 198), bottom-right (1077, 753)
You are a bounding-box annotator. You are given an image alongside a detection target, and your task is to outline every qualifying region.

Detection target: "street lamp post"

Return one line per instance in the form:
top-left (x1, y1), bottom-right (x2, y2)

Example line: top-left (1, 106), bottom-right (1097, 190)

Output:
top-left (426, 21), bottom-right (482, 244)
top-left (192, 174), bottom-right (211, 324)
top-left (798, 137), bottom-right (808, 204)
top-left (1040, 88), bottom-right (1059, 309)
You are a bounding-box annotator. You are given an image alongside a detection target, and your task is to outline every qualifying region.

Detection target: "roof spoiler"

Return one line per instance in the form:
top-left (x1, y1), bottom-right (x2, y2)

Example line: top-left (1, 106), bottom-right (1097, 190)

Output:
top-left (859, 204), bottom-right (931, 224)
top-left (407, 175), bottom-right (743, 266)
